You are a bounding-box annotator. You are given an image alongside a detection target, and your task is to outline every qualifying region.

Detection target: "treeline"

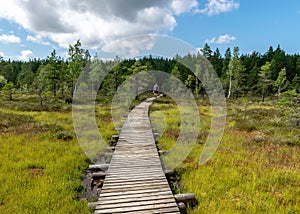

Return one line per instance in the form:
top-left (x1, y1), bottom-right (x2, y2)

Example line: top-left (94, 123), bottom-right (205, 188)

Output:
top-left (0, 40), bottom-right (90, 105)
top-left (0, 41), bottom-right (300, 104)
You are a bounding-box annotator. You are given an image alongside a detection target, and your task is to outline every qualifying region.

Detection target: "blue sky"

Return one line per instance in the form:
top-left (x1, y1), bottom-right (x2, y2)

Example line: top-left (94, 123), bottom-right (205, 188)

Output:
top-left (173, 0), bottom-right (300, 54)
top-left (0, 0), bottom-right (300, 60)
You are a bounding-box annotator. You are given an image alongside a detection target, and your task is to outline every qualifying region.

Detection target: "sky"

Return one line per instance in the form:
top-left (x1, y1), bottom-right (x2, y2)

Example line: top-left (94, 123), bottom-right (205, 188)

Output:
top-left (0, 0), bottom-right (300, 60)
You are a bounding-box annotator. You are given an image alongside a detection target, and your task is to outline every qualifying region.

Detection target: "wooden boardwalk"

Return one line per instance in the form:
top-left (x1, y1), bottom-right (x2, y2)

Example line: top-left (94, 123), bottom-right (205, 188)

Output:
top-left (94, 98), bottom-right (180, 214)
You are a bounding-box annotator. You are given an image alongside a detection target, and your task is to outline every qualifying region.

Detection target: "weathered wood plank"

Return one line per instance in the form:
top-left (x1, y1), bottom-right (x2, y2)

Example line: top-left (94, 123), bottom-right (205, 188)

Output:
top-left (99, 190), bottom-right (173, 200)
top-left (107, 164), bottom-right (162, 169)
top-left (103, 178), bottom-right (167, 186)
top-left (106, 170), bottom-right (164, 175)
top-left (101, 184), bottom-right (171, 193)
top-left (116, 208), bottom-right (180, 214)
top-left (95, 202), bottom-right (179, 214)
top-left (96, 198), bottom-right (176, 210)
top-left (103, 177), bottom-right (167, 184)
top-left (106, 171), bottom-right (165, 176)
top-left (88, 164), bottom-right (109, 171)
top-left (103, 175), bottom-right (166, 182)
top-left (101, 182), bottom-right (168, 191)
top-left (98, 192), bottom-right (174, 204)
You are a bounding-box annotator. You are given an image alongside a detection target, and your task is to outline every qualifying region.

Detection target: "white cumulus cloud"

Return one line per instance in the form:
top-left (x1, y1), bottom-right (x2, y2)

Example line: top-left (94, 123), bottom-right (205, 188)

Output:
top-left (17, 50), bottom-right (35, 61)
top-left (102, 35), bottom-right (156, 57)
top-left (0, 34), bottom-right (21, 43)
top-left (196, 0), bottom-right (239, 16)
top-left (0, 0), bottom-right (199, 51)
top-left (205, 34), bottom-right (236, 45)
top-left (26, 35), bottom-right (51, 46)
top-left (0, 0), bottom-right (240, 57)
top-left (171, 0), bottom-right (198, 15)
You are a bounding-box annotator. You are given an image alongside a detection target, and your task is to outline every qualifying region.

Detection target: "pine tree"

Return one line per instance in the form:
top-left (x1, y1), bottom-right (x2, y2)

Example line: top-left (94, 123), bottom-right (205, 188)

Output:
top-left (227, 47), bottom-right (245, 99)
top-left (259, 62), bottom-right (273, 102)
top-left (274, 67), bottom-right (287, 98)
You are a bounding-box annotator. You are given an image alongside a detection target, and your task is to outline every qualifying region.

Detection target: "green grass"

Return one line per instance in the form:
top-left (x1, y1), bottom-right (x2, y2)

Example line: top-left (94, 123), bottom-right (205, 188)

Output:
top-left (1, 92), bottom-right (299, 213)
top-left (150, 97), bottom-right (300, 214)
top-left (0, 133), bottom-right (90, 213)
top-left (0, 93), bottom-right (116, 214)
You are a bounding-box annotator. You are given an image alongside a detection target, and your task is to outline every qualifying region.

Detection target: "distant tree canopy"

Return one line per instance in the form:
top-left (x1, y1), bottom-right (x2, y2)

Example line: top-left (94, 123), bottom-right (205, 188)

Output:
top-left (1, 42), bottom-right (300, 102)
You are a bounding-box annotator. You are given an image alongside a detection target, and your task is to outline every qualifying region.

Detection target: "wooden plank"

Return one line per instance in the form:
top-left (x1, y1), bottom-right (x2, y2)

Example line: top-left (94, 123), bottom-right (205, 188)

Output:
top-left (106, 174), bottom-right (165, 179)
top-left (103, 178), bottom-right (167, 186)
top-left (108, 164), bottom-right (162, 168)
top-left (97, 196), bottom-right (176, 207)
top-left (102, 182), bottom-right (168, 189)
top-left (107, 164), bottom-right (162, 169)
top-left (88, 164), bottom-right (109, 171)
top-left (106, 170), bottom-right (164, 175)
top-left (104, 175), bottom-right (166, 182)
top-left (98, 191), bottom-right (174, 202)
top-left (101, 184), bottom-right (171, 193)
top-left (95, 202), bottom-right (179, 214)
top-left (106, 171), bottom-right (165, 176)
top-left (95, 192), bottom-right (175, 205)
top-left (101, 181), bottom-right (168, 190)
top-left (103, 177), bottom-right (167, 184)
top-left (104, 176), bottom-right (166, 181)
top-left (107, 170), bottom-right (163, 175)
top-left (111, 154), bottom-right (158, 158)
top-left (115, 208), bottom-right (180, 214)
top-left (99, 186), bottom-right (171, 198)
top-left (96, 198), bottom-right (176, 210)
top-left (107, 170), bottom-right (164, 174)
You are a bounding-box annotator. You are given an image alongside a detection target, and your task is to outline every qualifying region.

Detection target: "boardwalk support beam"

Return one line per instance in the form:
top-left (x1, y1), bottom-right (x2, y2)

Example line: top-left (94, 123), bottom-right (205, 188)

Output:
top-left (174, 193), bottom-right (197, 207)
top-left (88, 164), bottom-right (109, 172)
top-left (110, 135), bottom-right (119, 147)
top-left (178, 202), bottom-right (187, 214)
top-left (158, 150), bottom-right (168, 155)
top-left (164, 169), bottom-right (175, 177)
top-left (92, 172), bottom-right (106, 180)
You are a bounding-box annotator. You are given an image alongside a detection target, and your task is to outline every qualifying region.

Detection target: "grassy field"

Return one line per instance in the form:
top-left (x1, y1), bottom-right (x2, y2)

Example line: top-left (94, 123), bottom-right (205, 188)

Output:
top-left (150, 97), bottom-right (300, 214)
top-left (0, 94), bottom-right (116, 214)
top-left (0, 93), bottom-right (299, 213)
